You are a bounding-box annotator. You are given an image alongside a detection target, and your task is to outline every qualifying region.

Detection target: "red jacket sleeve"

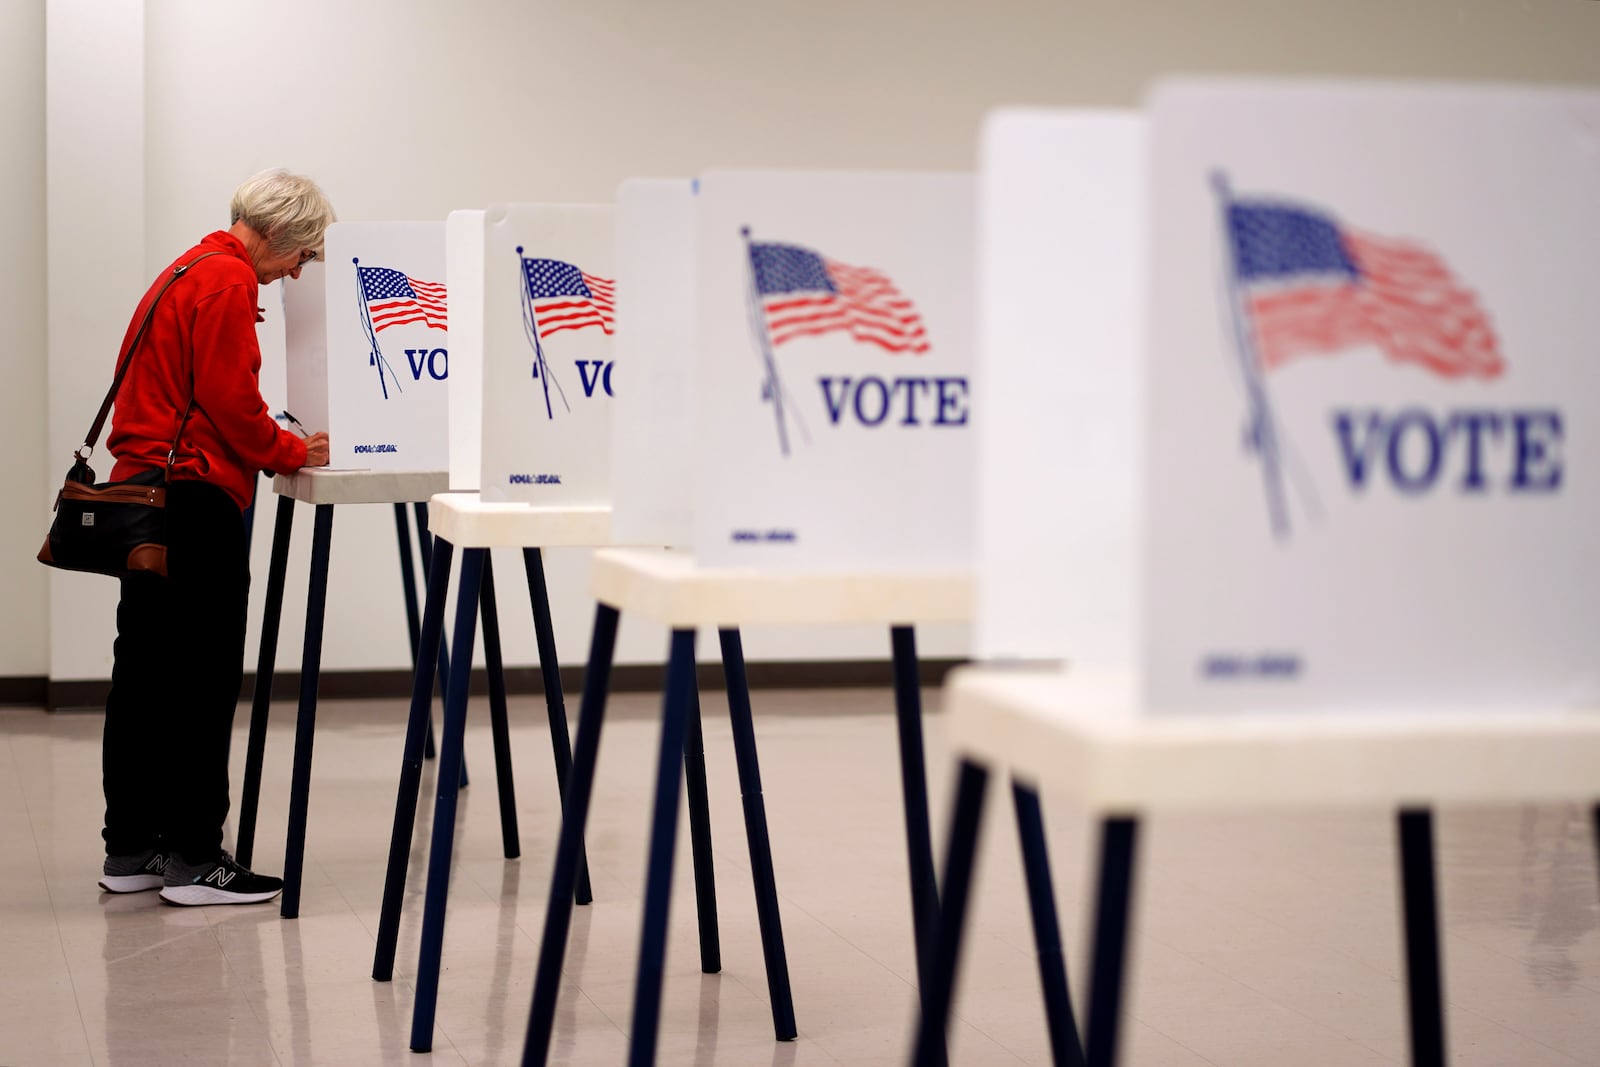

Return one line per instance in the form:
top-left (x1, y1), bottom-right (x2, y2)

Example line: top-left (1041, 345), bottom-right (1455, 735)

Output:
top-left (190, 283), bottom-right (309, 476)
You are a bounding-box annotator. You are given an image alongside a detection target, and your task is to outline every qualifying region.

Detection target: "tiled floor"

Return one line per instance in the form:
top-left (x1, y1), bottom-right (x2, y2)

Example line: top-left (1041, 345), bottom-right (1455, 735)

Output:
top-left (2, 686), bottom-right (1597, 1065)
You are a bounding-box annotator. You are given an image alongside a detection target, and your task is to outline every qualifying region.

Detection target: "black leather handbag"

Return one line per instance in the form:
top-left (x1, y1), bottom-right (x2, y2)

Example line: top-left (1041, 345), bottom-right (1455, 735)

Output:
top-left (37, 252), bottom-right (221, 579)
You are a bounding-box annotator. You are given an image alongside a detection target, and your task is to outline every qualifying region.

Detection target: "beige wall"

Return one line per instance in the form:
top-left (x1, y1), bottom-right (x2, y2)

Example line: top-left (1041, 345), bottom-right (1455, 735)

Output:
top-left (14, 0), bottom-right (1600, 682)
top-left (1, 0), bottom-right (47, 678)
top-left (45, 0), bottom-right (146, 683)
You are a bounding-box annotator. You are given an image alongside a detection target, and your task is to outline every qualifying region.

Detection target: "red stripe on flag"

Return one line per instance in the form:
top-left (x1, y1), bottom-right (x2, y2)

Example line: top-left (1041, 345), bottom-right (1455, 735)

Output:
top-left (371, 306), bottom-right (448, 332)
top-left (761, 256), bottom-right (929, 355)
top-left (768, 303), bottom-right (926, 346)
top-left (525, 270), bottom-right (615, 339)
top-left (533, 302), bottom-right (613, 336)
top-left (538, 307), bottom-right (613, 330)
top-left (772, 319), bottom-right (930, 354)
top-left (1249, 231), bottom-right (1502, 379)
top-left (542, 318), bottom-right (614, 337)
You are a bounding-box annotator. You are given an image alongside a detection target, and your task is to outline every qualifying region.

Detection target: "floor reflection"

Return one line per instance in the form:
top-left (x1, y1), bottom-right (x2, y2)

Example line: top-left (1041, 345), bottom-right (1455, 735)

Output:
top-left (8, 698), bottom-right (1597, 1066)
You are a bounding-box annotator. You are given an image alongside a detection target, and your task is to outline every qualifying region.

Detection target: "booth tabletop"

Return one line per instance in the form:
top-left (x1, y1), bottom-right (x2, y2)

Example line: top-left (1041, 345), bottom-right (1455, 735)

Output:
top-left (272, 468), bottom-right (450, 506)
top-left (589, 546), bottom-right (973, 628)
top-left (426, 492), bottom-right (612, 549)
top-left (945, 666), bottom-right (1600, 814)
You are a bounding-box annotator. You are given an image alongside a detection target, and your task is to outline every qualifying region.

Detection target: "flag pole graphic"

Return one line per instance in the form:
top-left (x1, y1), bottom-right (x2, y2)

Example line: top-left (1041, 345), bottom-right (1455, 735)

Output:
top-left (742, 227), bottom-right (794, 457)
top-left (354, 258), bottom-right (401, 400)
top-left (518, 247), bottom-right (569, 421)
top-left (1213, 172), bottom-right (1290, 539)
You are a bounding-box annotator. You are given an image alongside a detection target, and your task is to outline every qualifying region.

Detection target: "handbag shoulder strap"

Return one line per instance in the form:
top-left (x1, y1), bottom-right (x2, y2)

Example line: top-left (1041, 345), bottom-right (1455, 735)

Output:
top-left (77, 249), bottom-right (227, 461)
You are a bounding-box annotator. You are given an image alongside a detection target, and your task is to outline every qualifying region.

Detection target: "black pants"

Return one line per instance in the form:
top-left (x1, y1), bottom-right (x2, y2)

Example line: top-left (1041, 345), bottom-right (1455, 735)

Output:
top-left (102, 479), bottom-right (250, 864)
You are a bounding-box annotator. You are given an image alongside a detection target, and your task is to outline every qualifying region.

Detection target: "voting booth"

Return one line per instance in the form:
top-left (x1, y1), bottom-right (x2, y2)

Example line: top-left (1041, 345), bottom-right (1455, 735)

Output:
top-left (387, 203), bottom-right (623, 1051)
top-left (445, 210), bottom-right (485, 491)
top-left (1142, 81), bottom-right (1600, 715)
top-left (693, 170), bottom-right (977, 571)
top-left (249, 218), bottom-right (459, 919)
top-left (286, 221), bottom-right (450, 471)
top-left (974, 110), bottom-right (1144, 669)
top-left (479, 203), bottom-right (616, 504)
top-left (514, 169), bottom-right (982, 1066)
top-left (611, 178), bottom-right (698, 549)
top-left (981, 86), bottom-right (1600, 716)
top-left (918, 87), bottom-right (1600, 1067)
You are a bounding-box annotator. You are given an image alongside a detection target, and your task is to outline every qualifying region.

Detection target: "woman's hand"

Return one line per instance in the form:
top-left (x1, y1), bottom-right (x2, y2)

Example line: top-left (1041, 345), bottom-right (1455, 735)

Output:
top-left (303, 432), bottom-right (331, 467)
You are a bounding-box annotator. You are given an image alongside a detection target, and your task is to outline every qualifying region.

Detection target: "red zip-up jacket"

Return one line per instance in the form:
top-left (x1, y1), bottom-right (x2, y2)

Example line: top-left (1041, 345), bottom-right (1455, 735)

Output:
top-left (108, 231), bottom-right (308, 511)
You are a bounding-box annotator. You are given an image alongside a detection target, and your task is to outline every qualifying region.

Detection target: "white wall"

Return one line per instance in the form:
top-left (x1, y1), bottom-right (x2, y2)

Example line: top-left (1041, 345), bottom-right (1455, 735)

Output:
top-left (44, 0), bottom-right (147, 683)
top-left (0, 0), bottom-right (47, 678)
top-left (18, 0), bottom-right (1600, 683)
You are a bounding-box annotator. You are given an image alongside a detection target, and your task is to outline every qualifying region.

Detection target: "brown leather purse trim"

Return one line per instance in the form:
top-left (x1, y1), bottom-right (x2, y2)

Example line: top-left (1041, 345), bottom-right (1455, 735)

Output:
top-left (58, 482), bottom-right (165, 507)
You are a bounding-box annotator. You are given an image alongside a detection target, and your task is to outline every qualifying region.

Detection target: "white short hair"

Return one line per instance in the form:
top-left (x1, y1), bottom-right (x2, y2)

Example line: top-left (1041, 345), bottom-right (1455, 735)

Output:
top-left (230, 169), bottom-right (336, 256)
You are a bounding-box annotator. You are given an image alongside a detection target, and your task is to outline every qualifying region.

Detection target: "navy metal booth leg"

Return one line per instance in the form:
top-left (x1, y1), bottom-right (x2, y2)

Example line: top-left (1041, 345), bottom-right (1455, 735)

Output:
top-left (682, 670), bottom-right (722, 975)
top-left (279, 503), bottom-right (334, 919)
top-left (913, 758), bottom-right (989, 1067)
top-left (409, 546), bottom-right (487, 1052)
top-left (236, 493), bottom-right (294, 868)
top-left (1398, 808), bottom-right (1447, 1067)
top-left (414, 502), bottom-right (462, 785)
top-left (523, 603), bottom-right (620, 1067)
top-left (1013, 782), bottom-right (1086, 1067)
top-left (371, 538), bottom-right (455, 981)
top-left (522, 546), bottom-right (593, 904)
top-left (393, 503), bottom-right (439, 761)
top-left (1084, 816), bottom-right (1139, 1067)
top-left (478, 553), bottom-right (521, 859)
top-left (627, 628), bottom-right (700, 1067)
top-left (719, 627), bottom-right (797, 1040)
top-left (394, 505), bottom-right (421, 691)
top-left (889, 626), bottom-right (942, 1008)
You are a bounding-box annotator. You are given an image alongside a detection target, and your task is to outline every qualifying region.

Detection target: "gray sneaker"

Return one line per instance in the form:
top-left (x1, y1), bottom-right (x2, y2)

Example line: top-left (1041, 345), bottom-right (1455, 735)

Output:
top-left (159, 851), bottom-right (283, 907)
top-left (100, 849), bottom-right (167, 893)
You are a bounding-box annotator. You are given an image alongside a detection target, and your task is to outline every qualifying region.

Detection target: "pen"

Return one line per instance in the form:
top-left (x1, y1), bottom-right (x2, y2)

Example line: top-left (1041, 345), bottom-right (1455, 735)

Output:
top-left (276, 410), bottom-right (310, 438)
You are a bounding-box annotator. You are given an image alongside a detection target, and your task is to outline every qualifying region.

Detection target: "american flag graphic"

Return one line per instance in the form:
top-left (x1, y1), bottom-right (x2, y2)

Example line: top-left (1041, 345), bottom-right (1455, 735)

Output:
top-left (358, 266), bottom-right (448, 332)
top-left (1227, 201), bottom-right (1502, 378)
top-left (749, 241), bottom-right (929, 354)
top-left (522, 258), bottom-right (614, 337)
